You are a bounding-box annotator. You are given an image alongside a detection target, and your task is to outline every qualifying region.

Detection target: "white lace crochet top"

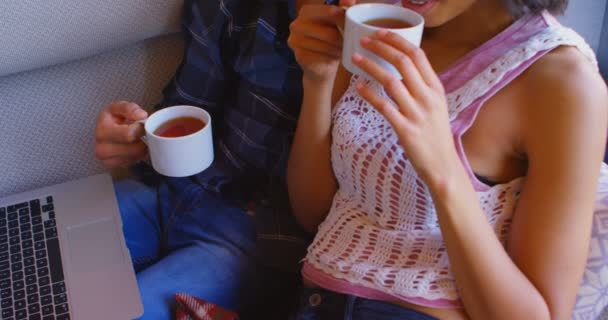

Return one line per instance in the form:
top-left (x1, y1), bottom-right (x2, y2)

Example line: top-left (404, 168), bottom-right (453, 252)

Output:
top-left (302, 11), bottom-right (606, 308)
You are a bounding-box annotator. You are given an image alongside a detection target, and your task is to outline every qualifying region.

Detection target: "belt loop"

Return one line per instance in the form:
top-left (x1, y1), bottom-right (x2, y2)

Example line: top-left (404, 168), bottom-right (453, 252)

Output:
top-left (344, 295), bottom-right (357, 320)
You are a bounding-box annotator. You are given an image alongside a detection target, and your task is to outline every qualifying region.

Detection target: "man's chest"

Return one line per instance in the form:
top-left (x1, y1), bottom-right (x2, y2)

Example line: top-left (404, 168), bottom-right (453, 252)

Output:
top-left (222, 8), bottom-right (300, 91)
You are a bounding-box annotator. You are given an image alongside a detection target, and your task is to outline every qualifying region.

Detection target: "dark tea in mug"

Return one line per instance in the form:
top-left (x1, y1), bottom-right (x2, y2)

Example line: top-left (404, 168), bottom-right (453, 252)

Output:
top-left (154, 117), bottom-right (206, 138)
top-left (364, 18), bottom-right (412, 29)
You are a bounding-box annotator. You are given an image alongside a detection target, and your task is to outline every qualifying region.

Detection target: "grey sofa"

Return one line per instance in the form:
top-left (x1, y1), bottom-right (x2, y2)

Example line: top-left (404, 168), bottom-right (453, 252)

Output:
top-left (1, 1), bottom-right (607, 319)
top-left (0, 0), bottom-right (184, 197)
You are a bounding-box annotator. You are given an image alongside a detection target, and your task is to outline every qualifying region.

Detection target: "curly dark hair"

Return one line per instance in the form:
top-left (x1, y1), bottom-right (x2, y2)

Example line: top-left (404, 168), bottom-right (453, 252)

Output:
top-left (502, 0), bottom-right (569, 17)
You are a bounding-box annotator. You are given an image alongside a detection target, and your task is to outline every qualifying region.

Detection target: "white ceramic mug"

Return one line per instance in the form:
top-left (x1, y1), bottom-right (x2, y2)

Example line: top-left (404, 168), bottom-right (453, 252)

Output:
top-left (141, 105), bottom-right (214, 177)
top-left (341, 3), bottom-right (424, 80)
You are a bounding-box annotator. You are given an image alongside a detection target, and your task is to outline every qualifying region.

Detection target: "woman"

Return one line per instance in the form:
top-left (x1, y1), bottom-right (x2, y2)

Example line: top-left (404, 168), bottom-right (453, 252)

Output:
top-left (287, 0), bottom-right (608, 318)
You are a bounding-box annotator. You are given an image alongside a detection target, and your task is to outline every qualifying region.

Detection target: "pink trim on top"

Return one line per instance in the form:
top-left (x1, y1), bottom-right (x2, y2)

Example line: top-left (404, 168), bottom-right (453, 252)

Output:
top-left (438, 13), bottom-right (550, 93)
top-left (302, 262), bottom-right (462, 308)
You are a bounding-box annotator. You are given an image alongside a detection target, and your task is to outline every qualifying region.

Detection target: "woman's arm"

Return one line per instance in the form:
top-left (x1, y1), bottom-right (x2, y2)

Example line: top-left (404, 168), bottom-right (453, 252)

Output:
top-left (287, 3), bottom-right (349, 232)
top-left (288, 76), bottom-right (338, 232)
top-left (435, 50), bottom-right (606, 319)
top-left (500, 50), bottom-right (607, 319)
top-left (354, 31), bottom-right (608, 319)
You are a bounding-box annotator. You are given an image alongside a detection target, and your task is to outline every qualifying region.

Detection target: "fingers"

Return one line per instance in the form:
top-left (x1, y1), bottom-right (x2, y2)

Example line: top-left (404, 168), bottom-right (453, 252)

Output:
top-left (95, 141), bottom-right (148, 169)
top-left (107, 101), bottom-right (148, 121)
top-left (374, 30), bottom-right (444, 92)
top-left (298, 4), bottom-right (343, 23)
top-left (290, 19), bottom-right (343, 47)
top-left (289, 35), bottom-right (342, 58)
top-left (351, 52), bottom-right (422, 121)
top-left (339, 0), bottom-right (357, 6)
top-left (95, 141), bottom-right (147, 160)
top-left (289, 3), bottom-right (346, 80)
top-left (100, 156), bottom-right (144, 169)
top-left (355, 82), bottom-right (413, 134)
top-left (291, 4), bottom-right (344, 51)
top-left (359, 36), bottom-right (428, 101)
top-left (96, 118), bottom-right (146, 144)
top-left (96, 101), bottom-right (147, 144)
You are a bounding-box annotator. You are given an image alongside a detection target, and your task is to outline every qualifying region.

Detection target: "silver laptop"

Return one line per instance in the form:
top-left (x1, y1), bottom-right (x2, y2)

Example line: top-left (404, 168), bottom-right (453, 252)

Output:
top-left (0, 174), bottom-right (143, 320)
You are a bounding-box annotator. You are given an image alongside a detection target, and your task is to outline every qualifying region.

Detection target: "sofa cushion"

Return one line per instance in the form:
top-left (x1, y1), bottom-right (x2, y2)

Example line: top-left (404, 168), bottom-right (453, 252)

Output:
top-left (0, 34), bottom-right (184, 197)
top-left (0, 0), bottom-right (183, 77)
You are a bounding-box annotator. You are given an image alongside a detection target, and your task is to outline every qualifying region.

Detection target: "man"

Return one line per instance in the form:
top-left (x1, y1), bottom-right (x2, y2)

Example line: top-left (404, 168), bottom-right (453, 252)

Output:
top-left (94, 0), bottom-right (337, 318)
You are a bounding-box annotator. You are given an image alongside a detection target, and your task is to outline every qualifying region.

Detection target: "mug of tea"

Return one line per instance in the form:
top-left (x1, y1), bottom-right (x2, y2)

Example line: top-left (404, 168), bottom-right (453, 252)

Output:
top-left (140, 105), bottom-right (213, 177)
top-left (341, 3), bottom-right (424, 80)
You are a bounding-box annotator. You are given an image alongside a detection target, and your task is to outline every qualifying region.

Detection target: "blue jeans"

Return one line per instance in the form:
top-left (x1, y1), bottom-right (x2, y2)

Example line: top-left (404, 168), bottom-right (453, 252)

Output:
top-left (295, 288), bottom-right (439, 320)
top-left (115, 179), bottom-right (262, 319)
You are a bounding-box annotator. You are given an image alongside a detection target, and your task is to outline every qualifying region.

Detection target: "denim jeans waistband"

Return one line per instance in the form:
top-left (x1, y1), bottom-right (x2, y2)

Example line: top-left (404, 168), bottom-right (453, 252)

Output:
top-left (295, 287), bottom-right (439, 320)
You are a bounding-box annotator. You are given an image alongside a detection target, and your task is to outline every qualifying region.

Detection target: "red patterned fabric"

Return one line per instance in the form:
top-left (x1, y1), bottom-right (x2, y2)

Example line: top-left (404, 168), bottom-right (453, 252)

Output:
top-left (175, 293), bottom-right (239, 320)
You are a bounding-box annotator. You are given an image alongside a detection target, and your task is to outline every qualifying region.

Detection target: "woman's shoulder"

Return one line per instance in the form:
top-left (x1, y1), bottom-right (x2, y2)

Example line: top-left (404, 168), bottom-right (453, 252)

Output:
top-left (515, 45), bottom-right (607, 151)
top-left (517, 46), bottom-right (606, 119)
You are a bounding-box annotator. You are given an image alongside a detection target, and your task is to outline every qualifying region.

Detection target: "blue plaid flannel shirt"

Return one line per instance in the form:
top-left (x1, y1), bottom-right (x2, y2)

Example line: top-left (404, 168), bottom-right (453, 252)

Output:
top-left (134, 0), bottom-right (338, 270)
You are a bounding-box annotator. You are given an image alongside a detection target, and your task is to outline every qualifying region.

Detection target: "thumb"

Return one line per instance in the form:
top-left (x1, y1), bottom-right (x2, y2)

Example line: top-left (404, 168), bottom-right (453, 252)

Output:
top-left (108, 101), bottom-right (148, 121)
top-left (339, 0), bottom-right (356, 7)
top-left (126, 121), bottom-right (146, 141)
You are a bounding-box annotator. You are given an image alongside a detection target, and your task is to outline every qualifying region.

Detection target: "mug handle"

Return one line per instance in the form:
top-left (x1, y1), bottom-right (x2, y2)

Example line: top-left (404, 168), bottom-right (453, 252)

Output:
top-left (134, 119), bottom-right (148, 145)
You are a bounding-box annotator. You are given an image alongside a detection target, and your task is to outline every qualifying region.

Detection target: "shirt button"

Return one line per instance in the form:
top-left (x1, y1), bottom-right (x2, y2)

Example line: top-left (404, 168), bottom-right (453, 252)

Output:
top-left (309, 293), bottom-right (322, 307)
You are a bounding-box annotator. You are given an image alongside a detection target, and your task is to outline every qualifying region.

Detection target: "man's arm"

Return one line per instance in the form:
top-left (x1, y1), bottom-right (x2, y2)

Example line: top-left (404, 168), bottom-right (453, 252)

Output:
top-left (156, 0), bottom-right (235, 122)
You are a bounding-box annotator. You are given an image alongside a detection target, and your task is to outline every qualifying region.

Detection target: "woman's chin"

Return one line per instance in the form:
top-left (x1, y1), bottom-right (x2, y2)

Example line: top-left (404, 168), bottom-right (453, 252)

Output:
top-left (401, 0), bottom-right (438, 16)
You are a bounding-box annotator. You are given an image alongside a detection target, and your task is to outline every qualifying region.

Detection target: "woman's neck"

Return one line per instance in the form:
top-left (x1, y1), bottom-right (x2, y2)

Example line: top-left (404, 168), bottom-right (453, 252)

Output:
top-left (422, 1), bottom-right (514, 72)
top-left (427, 2), bottom-right (513, 47)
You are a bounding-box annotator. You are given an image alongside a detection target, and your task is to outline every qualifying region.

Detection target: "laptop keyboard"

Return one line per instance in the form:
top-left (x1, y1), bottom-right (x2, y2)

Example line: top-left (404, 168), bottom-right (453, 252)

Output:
top-left (0, 196), bottom-right (70, 320)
